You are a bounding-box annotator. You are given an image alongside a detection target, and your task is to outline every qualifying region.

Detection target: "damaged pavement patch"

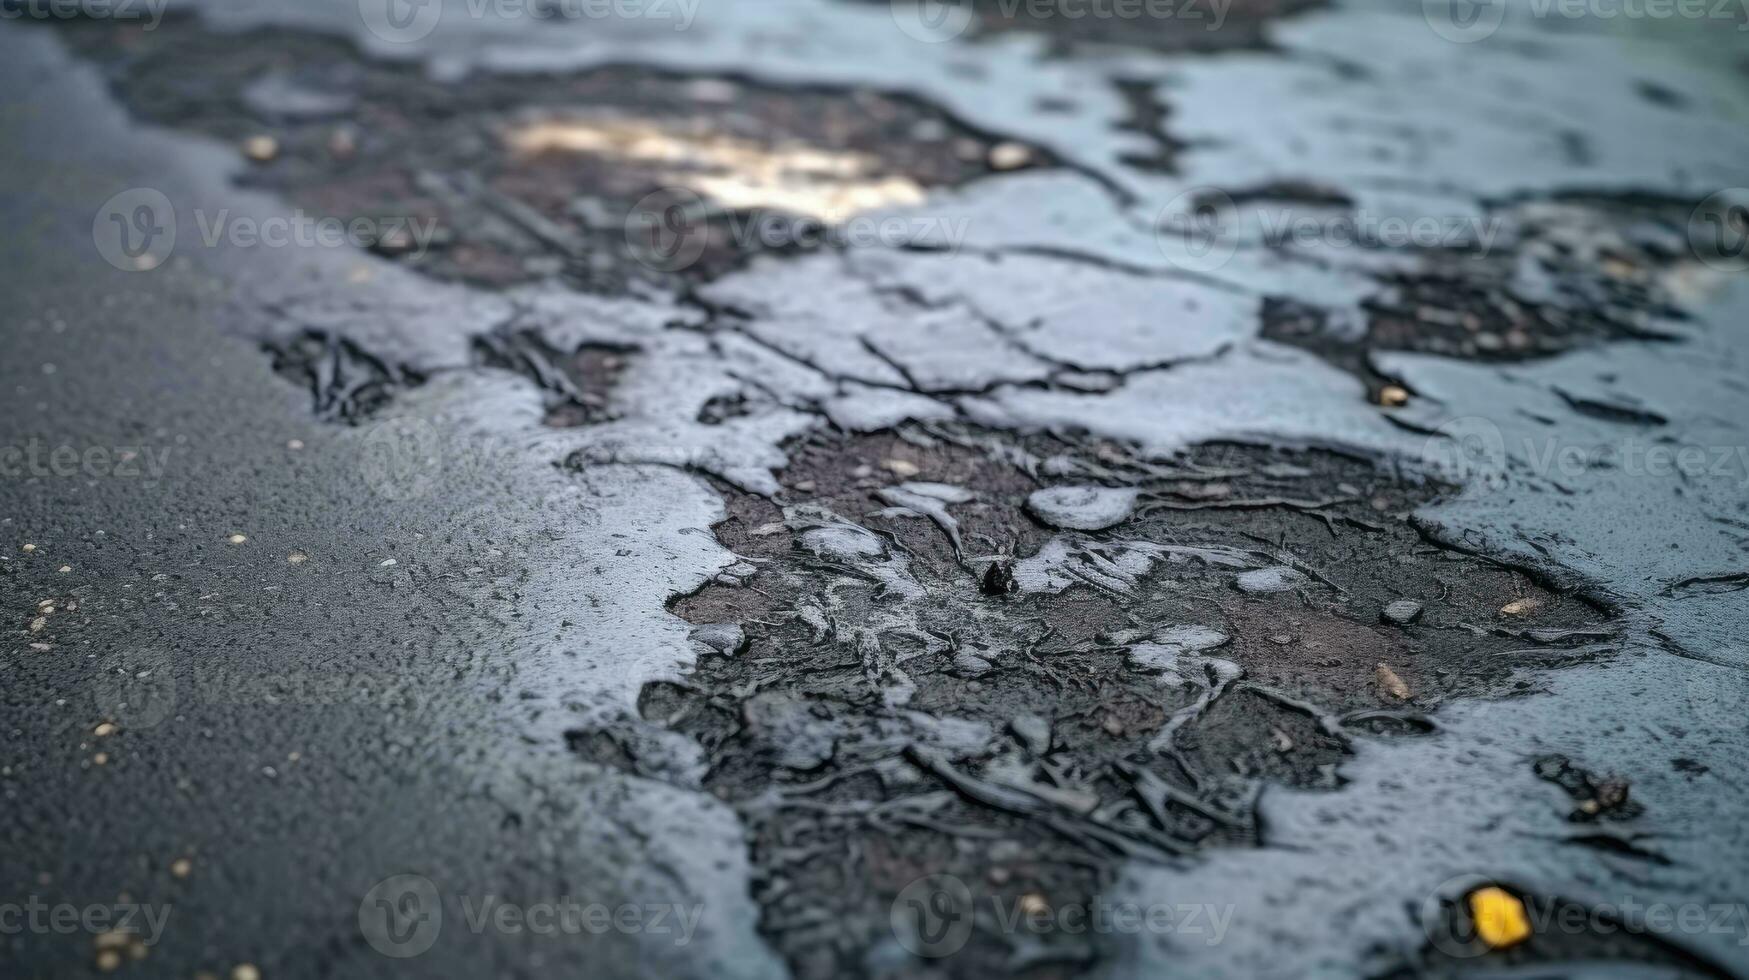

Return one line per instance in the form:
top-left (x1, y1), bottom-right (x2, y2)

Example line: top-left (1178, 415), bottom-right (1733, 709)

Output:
top-left (58, 18), bottom-right (1050, 292)
top-left (577, 423), bottom-right (1616, 977)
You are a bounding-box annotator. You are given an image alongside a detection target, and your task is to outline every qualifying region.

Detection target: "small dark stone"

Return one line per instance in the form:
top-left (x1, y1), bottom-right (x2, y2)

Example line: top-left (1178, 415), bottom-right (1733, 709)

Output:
top-left (981, 559), bottom-right (1017, 596)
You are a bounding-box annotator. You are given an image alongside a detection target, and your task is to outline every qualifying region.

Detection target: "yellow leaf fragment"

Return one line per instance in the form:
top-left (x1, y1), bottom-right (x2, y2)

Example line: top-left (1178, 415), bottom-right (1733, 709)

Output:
top-left (1469, 886), bottom-right (1531, 950)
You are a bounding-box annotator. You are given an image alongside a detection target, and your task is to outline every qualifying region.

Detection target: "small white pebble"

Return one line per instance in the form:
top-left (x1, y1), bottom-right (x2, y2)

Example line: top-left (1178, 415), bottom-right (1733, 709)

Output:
top-left (988, 141), bottom-right (1033, 171)
top-left (261, 766), bottom-right (278, 779)
top-left (227, 534), bottom-right (248, 545)
top-left (57, 565), bottom-right (71, 574)
top-left (241, 135), bottom-right (279, 162)
top-left (379, 559), bottom-right (397, 567)
top-left (287, 439), bottom-right (305, 451)
top-left (287, 551), bottom-right (310, 565)
top-left (21, 544), bottom-right (36, 553)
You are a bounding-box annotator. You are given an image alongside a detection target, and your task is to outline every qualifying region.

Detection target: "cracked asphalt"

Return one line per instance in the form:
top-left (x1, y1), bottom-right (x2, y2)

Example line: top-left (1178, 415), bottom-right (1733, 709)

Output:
top-left (3, 1), bottom-right (1749, 978)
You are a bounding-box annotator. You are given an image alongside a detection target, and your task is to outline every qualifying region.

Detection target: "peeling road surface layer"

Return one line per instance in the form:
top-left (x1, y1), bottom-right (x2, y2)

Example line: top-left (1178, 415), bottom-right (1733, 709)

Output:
top-left (3, 1), bottom-right (1749, 978)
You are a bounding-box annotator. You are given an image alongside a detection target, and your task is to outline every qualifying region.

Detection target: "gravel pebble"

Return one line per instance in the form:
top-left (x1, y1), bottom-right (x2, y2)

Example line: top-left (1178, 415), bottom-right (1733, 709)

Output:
top-left (1381, 599), bottom-right (1425, 626)
top-left (1235, 566), bottom-right (1307, 594)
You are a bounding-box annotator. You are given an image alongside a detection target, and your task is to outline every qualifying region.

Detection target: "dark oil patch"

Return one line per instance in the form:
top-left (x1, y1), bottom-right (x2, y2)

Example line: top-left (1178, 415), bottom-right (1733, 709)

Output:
top-left (473, 331), bottom-right (634, 427)
top-left (698, 393), bottom-right (757, 426)
top-left (1110, 78), bottom-right (1182, 174)
top-left (862, 0), bottom-right (1327, 54)
top-left (56, 18), bottom-right (1047, 293)
top-left (587, 424), bottom-right (1616, 978)
top-left (1262, 197), bottom-right (1697, 399)
top-left (1533, 753), bottom-right (1642, 824)
top-left (264, 329), bottom-right (424, 424)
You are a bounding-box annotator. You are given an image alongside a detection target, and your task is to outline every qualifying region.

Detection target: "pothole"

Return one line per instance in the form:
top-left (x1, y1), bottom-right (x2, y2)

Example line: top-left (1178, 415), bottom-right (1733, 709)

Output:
top-left (584, 424), bottom-right (1617, 978)
top-left (58, 19), bottom-right (1048, 292)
